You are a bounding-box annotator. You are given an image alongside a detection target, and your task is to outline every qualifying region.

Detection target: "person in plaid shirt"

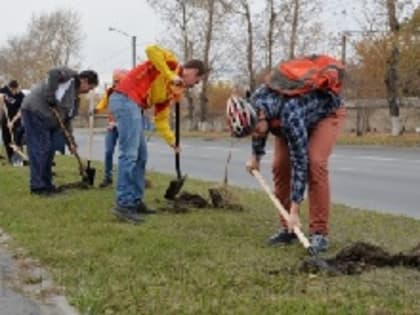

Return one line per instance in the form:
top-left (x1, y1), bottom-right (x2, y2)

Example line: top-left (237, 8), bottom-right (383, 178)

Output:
top-left (227, 84), bottom-right (346, 253)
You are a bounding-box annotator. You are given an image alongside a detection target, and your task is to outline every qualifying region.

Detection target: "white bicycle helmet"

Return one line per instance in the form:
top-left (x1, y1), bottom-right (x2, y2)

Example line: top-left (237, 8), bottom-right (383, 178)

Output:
top-left (226, 96), bottom-right (257, 138)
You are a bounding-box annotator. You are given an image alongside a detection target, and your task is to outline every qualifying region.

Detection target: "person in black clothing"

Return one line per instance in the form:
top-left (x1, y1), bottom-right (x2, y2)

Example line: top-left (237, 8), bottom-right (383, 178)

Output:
top-left (0, 80), bottom-right (25, 164)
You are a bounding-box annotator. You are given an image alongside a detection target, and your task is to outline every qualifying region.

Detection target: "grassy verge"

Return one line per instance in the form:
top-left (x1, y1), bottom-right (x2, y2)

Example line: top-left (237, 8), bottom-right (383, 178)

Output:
top-left (179, 130), bottom-right (420, 147)
top-left (0, 157), bottom-right (420, 314)
top-left (337, 133), bottom-right (420, 147)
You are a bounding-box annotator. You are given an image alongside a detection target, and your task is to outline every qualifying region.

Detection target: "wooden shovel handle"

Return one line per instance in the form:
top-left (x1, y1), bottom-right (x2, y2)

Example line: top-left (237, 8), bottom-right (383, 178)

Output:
top-left (252, 169), bottom-right (311, 249)
top-left (50, 107), bottom-right (86, 177)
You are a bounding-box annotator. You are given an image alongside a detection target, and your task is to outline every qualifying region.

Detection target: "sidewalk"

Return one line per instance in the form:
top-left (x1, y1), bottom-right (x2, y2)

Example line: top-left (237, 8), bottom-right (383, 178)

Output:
top-left (0, 229), bottom-right (78, 315)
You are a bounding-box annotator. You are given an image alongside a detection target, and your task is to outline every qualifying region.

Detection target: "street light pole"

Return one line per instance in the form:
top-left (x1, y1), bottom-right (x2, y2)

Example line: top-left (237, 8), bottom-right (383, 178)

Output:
top-left (132, 35), bottom-right (137, 68)
top-left (108, 26), bottom-right (137, 69)
top-left (341, 33), bottom-right (347, 65)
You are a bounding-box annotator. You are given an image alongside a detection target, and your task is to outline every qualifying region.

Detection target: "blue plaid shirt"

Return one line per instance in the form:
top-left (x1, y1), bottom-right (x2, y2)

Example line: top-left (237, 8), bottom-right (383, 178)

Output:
top-left (250, 85), bottom-right (342, 203)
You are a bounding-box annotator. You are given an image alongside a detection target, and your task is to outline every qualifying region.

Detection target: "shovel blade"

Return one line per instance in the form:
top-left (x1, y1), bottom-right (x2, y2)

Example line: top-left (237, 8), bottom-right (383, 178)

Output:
top-left (305, 247), bottom-right (341, 275)
top-left (164, 175), bottom-right (187, 200)
top-left (84, 162), bottom-right (96, 186)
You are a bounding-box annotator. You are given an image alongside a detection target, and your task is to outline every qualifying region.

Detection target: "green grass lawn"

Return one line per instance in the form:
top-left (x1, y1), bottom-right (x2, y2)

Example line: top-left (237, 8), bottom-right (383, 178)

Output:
top-left (1, 157), bottom-right (420, 315)
top-left (337, 133), bottom-right (420, 147)
top-left (173, 130), bottom-right (420, 147)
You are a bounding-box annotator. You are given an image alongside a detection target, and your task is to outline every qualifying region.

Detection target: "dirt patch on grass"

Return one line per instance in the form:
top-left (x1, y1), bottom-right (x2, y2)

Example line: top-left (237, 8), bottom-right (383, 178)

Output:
top-left (158, 188), bottom-right (245, 213)
top-left (57, 181), bottom-right (91, 190)
top-left (177, 191), bottom-right (209, 208)
top-left (300, 242), bottom-right (420, 275)
top-left (157, 191), bottom-right (208, 214)
top-left (208, 185), bottom-right (244, 211)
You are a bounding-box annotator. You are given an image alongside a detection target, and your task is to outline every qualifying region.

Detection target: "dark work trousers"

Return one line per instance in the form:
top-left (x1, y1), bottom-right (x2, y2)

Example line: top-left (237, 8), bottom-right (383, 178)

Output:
top-left (21, 110), bottom-right (56, 192)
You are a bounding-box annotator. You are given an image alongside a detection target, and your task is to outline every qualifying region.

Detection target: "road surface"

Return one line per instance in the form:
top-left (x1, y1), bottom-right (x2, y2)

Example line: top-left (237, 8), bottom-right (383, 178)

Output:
top-left (74, 130), bottom-right (420, 219)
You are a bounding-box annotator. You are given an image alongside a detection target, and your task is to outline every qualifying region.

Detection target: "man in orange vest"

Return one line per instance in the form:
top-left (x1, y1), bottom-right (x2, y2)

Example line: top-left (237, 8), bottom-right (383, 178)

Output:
top-left (109, 44), bottom-right (207, 224)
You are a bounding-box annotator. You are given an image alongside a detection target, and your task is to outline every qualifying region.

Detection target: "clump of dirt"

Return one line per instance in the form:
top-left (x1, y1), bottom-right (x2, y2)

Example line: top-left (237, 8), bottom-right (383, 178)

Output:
top-left (57, 181), bottom-right (91, 191)
top-left (176, 192), bottom-right (209, 208)
top-left (157, 191), bottom-right (208, 214)
top-left (145, 178), bottom-right (153, 189)
top-left (300, 242), bottom-right (420, 275)
top-left (158, 200), bottom-right (189, 214)
top-left (208, 185), bottom-right (244, 211)
top-left (159, 188), bottom-right (246, 214)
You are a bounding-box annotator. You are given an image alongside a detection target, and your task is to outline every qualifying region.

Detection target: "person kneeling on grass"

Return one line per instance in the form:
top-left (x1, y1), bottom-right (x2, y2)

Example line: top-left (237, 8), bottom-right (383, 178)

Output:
top-left (226, 55), bottom-right (346, 253)
top-left (21, 67), bottom-right (98, 196)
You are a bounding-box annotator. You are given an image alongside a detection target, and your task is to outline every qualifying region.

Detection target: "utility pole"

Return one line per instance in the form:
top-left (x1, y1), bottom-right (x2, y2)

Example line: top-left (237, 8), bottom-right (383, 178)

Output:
top-left (108, 26), bottom-right (137, 69)
top-left (341, 33), bottom-right (347, 65)
top-left (132, 35), bottom-right (137, 68)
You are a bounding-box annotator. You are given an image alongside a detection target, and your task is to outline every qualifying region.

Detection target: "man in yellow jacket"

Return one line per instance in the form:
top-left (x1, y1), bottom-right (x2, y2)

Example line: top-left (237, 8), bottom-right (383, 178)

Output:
top-left (109, 44), bottom-right (207, 223)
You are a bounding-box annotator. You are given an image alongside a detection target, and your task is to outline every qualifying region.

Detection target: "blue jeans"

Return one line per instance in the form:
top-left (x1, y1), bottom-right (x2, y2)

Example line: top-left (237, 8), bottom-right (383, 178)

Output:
top-left (109, 92), bottom-right (147, 209)
top-left (21, 110), bottom-right (56, 191)
top-left (104, 127), bottom-right (118, 180)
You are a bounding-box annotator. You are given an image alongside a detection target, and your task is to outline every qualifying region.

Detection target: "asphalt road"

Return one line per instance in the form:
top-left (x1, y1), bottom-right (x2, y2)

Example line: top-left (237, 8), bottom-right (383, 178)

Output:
top-left (75, 130), bottom-right (420, 219)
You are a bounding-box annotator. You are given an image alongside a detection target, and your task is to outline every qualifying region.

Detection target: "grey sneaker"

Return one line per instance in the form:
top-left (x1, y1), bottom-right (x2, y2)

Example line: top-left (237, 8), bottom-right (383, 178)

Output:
top-left (267, 229), bottom-right (297, 246)
top-left (309, 233), bottom-right (329, 253)
top-left (112, 206), bottom-right (143, 224)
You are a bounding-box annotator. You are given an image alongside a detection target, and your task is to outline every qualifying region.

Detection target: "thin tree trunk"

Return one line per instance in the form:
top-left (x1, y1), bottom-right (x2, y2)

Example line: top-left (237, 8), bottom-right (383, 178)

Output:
top-left (385, 0), bottom-right (400, 136)
top-left (267, 0), bottom-right (275, 70)
top-left (289, 0), bottom-right (299, 59)
top-left (179, 0), bottom-right (196, 130)
top-left (199, 0), bottom-right (215, 126)
top-left (243, 1), bottom-right (255, 91)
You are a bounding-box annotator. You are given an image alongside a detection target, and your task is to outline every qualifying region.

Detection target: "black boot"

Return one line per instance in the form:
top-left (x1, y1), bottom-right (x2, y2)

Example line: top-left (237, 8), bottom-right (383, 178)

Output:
top-left (99, 178), bottom-right (112, 188)
top-left (112, 206), bottom-right (143, 224)
top-left (137, 201), bottom-right (156, 214)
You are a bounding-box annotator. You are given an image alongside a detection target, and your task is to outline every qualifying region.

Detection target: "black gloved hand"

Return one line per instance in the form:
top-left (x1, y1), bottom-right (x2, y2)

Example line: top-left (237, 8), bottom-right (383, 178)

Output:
top-left (46, 95), bottom-right (57, 107)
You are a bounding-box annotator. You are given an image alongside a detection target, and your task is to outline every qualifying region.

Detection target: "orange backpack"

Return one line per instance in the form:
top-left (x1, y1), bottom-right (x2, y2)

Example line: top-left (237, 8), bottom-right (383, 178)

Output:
top-left (266, 55), bottom-right (345, 96)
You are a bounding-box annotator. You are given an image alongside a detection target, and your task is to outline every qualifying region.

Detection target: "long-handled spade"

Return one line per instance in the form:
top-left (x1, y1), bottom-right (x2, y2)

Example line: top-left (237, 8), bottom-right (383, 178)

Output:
top-left (50, 107), bottom-right (95, 186)
top-left (164, 102), bottom-right (187, 200)
top-left (86, 93), bottom-right (96, 185)
top-left (251, 169), bottom-right (335, 272)
top-left (3, 106), bottom-right (28, 166)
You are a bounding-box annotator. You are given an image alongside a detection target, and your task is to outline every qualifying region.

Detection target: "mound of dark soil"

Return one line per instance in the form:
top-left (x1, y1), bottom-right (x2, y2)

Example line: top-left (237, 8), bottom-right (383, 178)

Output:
top-left (208, 186), bottom-right (244, 211)
top-left (300, 242), bottom-right (420, 275)
top-left (57, 181), bottom-right (91, 190)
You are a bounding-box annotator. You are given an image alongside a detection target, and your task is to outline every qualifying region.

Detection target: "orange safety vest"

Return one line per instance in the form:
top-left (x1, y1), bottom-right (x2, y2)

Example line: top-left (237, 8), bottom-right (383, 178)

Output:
top-left (115, 60), bottom-right (179, 108)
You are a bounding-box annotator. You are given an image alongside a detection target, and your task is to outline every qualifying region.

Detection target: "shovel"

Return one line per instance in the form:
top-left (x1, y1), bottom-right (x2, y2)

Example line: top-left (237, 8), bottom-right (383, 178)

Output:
top-left (251, 169), bottom-right (334, 272)
top-left (50, 106), bottom-right (95, 186)
top-left (3, 106), bottom-right (28, 166)
top-left (86, 92), bottom-right (96, 185)
top-left (164, 102), bottom-right (187, 200)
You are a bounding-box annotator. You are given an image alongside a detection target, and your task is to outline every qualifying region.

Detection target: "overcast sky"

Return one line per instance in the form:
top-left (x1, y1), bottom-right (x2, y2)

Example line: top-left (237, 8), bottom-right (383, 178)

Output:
top-left (0, 0), bottom-right (418, 86)
top-left (0, 0), bottom-right (164, 85)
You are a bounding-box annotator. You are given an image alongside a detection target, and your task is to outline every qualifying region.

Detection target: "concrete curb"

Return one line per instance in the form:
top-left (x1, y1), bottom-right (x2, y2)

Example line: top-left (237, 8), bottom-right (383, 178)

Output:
top-left (0, 228), bottom-right (79, 315)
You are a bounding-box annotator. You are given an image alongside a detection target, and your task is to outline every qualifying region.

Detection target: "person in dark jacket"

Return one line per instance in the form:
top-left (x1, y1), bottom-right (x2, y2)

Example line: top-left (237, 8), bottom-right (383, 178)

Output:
top-left (0, 80), bottom-right (25, 164)
top-left (21, 67), bottom-right (98, 196)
